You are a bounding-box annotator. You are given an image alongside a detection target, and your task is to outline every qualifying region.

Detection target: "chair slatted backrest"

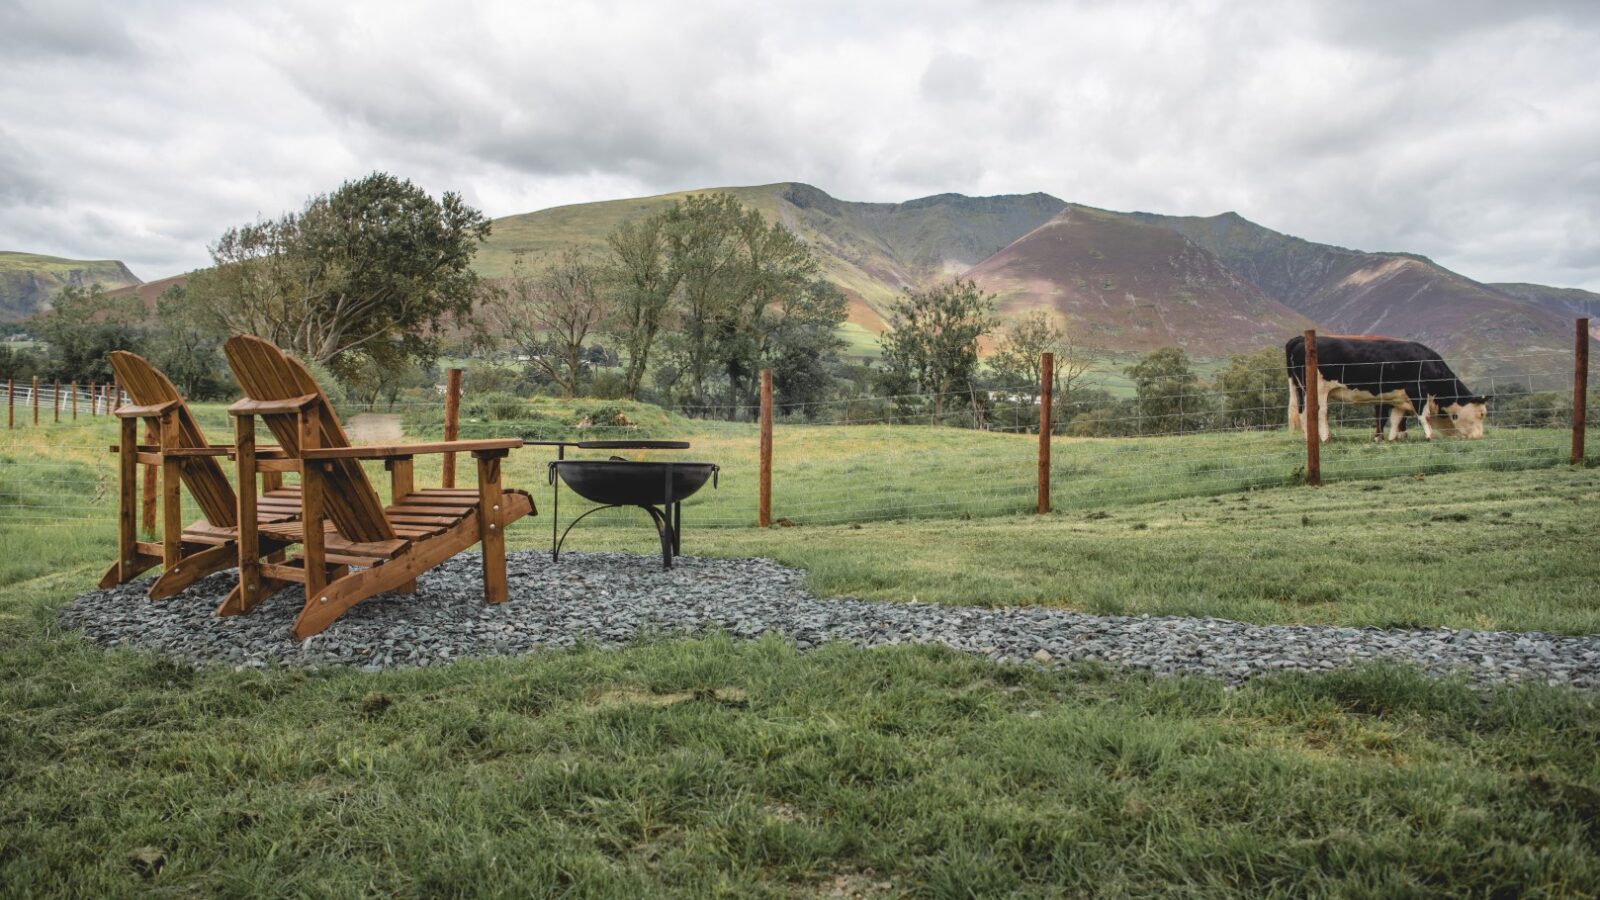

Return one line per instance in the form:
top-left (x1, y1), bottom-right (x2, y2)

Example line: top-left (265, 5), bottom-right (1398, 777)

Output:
top-left (223, 335), bottom-right (394, 543)
top-left (108, 351), bottom-right (237, 528)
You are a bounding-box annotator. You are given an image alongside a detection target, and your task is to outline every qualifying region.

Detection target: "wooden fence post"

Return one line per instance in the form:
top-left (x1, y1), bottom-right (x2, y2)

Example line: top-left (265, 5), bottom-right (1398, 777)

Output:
top-left (71, 381), bottom-right (78, 419)
top-left (1575, 318), bottom-right (1590, 467)
top-left (32, 376), bottom-right (39, 426)
top-left (759, 368), bottom-right (772, 528)
top-left (89, 382), bottom-right (97, 417)
top-left (112, 376), bottom-right (121, 412)
top-left (6, 379), bottom-right (11, 429)
top-left (1303, 330), bottom-right (1322, 486)
top-left (442, 368), bottom-right (462, 488)
top-left (1038, 352), bottom-right (1053, 514)
top-left (53, 379), bottom-right (60, 423)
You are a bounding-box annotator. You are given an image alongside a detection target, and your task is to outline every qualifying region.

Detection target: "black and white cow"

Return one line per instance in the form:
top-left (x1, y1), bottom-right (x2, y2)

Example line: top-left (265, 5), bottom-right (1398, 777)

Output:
top-left (1285, 335), bottom-right (1487, 442)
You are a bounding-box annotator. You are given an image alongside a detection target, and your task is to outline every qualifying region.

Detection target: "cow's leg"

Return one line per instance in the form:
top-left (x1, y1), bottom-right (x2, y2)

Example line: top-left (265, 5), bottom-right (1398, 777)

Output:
top-left (1386, 405), bottom-right (1406, 442)
top-left (1417, 397), bottom-right (1435, 441)
top-left (1317, 381), bottom-right (1334, 443)
top-left (1373, 405), bottom-right (1386, 441)
top-left (1286, 377), bottom-right (1301, 433)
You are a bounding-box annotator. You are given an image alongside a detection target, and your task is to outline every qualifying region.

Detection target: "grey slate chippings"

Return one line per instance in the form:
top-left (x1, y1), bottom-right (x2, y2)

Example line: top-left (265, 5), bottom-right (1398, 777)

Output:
top-left (58, 550), bottom-right (1600, 687)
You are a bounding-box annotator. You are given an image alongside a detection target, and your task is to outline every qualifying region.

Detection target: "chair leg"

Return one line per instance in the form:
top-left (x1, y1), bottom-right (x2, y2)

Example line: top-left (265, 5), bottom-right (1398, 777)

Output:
top-left (149, 544), bottom-right (234, 600)
top-left (218, 576), bottom-right (292, 617)
top-left (289, 491), bottom-right (533, 639)
top-left (476, 452), bottom-right (507, 605)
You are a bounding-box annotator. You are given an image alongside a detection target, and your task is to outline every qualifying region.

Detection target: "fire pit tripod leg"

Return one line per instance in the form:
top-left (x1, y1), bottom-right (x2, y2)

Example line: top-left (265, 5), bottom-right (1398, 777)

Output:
top-left (640, 504), bottom-right (675, 569)
top-left (550, 503), bottom-right (677, 569)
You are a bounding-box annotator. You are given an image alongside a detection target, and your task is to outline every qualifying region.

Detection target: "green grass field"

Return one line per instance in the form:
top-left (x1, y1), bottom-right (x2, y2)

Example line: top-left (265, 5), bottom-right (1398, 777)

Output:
top-left (4, 406), bottom-right (1600, 894)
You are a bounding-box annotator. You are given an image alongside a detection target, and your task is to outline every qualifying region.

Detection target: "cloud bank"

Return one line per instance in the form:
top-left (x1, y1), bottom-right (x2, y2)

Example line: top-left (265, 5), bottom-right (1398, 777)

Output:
top-left (1, 0), bottom-right (1597, 290)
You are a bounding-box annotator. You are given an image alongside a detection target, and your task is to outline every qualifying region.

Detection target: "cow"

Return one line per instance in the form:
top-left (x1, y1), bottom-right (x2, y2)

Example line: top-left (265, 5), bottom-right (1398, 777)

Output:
top-left (1285, 335), bottom-right (1487, 442)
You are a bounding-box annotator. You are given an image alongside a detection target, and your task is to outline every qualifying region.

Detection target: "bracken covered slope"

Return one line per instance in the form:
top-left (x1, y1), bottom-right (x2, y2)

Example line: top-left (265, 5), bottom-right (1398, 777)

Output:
top-left (964, 205), bottom-right (1314, 355)
top-left (1131, 211), bottom-right (1589, 377)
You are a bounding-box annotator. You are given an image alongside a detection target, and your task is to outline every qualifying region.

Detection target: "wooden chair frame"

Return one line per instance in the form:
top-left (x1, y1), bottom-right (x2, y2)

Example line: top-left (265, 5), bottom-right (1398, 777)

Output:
top-left (223, 335), bottom-right (533, 638)
top-left (99, 352), bottom-right (296, 600)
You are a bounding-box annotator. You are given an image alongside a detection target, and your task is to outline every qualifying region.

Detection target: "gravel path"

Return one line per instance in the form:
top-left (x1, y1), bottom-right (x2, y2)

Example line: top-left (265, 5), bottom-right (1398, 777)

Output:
top-left (59, 550), bottom-right (1600, 687)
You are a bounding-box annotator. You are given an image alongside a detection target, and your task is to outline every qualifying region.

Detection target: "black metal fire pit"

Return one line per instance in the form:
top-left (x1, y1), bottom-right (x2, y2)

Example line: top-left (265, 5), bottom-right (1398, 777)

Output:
top-left (548, 458), bottom-right (719, 568)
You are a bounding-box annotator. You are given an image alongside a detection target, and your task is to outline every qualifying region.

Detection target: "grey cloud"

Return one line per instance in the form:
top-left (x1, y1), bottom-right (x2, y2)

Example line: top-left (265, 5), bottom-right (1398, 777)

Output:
top-left (0, 0), bottom-right (139, 60)
top-left (920, 50), bottom-right (990, 103)
top-left (0, 0), bottom-right (1598, 290)
top-left (0, 130), bottom-right (53, 205)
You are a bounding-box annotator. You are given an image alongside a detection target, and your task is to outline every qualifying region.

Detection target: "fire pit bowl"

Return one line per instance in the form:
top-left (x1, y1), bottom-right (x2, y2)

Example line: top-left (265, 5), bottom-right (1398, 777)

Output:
top-left (548, 459), bottom-right (719, 568)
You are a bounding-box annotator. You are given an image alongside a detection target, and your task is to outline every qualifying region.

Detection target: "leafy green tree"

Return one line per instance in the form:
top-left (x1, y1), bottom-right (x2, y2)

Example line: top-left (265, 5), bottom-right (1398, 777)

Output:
top-left (661, 193), bottom-right (751, 406)
top-left (1126, 346), bottom-right (1211, 434)
top-left (147, 284), bottom-right (231, 399)
top-left (1214, 345), bottom-right (1288, 429)
top-left (880, 279), bottom-right (998, 419)
top-left (604, 214), bottom-right (679, 400)
top-left (602, 192), bottom-right (845, 410)
top-left (764, 280), bottom-right (849, 413)
top-left (336, 349), bottom-right (431, 410)
top-left (27, 284), bottom-right (146, 383)
top-left (0, 343), bottom-right (44, 384)
top-left (717, 215), bottom-right (844, 410)
top-left (185, 172), bottom-right (490, 374)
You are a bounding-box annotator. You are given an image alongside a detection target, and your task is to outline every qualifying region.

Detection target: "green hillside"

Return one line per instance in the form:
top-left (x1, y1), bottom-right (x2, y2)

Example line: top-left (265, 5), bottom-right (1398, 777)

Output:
top-left (480, 183), bottom-right (1064, 330)
top-left (0, 252), bottom-right (141, 323)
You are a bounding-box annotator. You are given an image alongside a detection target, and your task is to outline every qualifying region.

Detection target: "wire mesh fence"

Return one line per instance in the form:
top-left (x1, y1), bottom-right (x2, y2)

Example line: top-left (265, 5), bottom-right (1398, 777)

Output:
top-left (1, 339), bottom-right (1593, 545)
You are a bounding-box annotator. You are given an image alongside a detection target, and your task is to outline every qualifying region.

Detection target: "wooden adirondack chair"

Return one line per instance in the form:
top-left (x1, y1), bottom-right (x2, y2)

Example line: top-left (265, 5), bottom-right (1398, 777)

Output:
top-left (99, 350), bottom-right (300, 599)
top-left (223, 335), bottom-right (534, 638)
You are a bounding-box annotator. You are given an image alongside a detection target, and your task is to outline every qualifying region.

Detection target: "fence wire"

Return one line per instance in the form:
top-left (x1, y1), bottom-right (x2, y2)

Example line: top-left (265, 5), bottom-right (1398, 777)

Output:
top-left (1, 351), bottom-right (1592, 541)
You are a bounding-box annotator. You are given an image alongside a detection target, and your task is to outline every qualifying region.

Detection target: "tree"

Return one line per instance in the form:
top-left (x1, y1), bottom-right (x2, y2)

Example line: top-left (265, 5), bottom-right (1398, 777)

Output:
top-left (184, 172), bottom-right (491, 374)
top-left (487, 250), bottom-right (611, 398)
top-left (145, 284), bottom-right (232, 399)
top-left (336, 349), bottom-right (430, 410)
top-left (1126, 346), bottom-right (1211, 434)
top-left (989, 310), bottom-right (1094, 425)
top-left (880, 279), bottom-right (998, 419)
top-left (1214, 346), bottom-right (1288, 429)
top-left (764, 279), bottom-right (848, 413)
top-left (0, 343), bottom-right (43, 384)
top-left (604, 213), bottom-right (679, 399)
top-left (602, 192), bottom-right (844, 410)
top-left (27, 284), bottom-right (147, 383)
top-left (661, 193), bottom-right (751, 406)
top-left (716, 213), bottom-right (844, 410)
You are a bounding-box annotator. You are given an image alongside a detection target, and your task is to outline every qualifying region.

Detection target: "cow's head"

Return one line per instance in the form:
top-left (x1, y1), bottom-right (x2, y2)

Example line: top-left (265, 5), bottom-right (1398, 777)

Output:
top-left (1431, 396), bottom-right (1488, 438)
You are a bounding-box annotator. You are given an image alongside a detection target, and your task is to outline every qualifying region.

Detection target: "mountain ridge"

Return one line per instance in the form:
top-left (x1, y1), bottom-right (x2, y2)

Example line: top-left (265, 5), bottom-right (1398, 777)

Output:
top-left (13, 183), bottom-right (1596, 375)
top-left (0, 251), bottom-right (141, 323)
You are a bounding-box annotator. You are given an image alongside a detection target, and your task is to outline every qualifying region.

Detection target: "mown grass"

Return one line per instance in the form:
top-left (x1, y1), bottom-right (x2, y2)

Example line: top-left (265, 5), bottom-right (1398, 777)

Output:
top-left (567, 466), bottom-right (1600, 634)
top-left (2, 409), bottom-right (1596, 630)
top-left (4, 405), bottom-right (1600, 894)
top-left (4, 578), bottom-right (1600, 896)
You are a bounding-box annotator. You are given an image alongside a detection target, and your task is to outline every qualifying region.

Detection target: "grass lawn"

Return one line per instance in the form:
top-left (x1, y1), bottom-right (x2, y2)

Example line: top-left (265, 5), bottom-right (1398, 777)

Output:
top-left (4, 407), bottom-right (1600, 894)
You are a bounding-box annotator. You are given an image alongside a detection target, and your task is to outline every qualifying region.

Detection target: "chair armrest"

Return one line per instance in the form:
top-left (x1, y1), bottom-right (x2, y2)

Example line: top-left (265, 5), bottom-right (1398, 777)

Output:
top-left (228, 394), bottom-right (320, 416)
top-left (301, 439), bottom-right (524, 461)
top-left (113, 399), bottom-right (181, 419)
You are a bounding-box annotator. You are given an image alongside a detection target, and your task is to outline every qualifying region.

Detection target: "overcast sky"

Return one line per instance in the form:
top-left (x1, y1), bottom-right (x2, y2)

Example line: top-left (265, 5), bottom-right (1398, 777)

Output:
top-left (2, 0), bottom-right (1598, 290)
